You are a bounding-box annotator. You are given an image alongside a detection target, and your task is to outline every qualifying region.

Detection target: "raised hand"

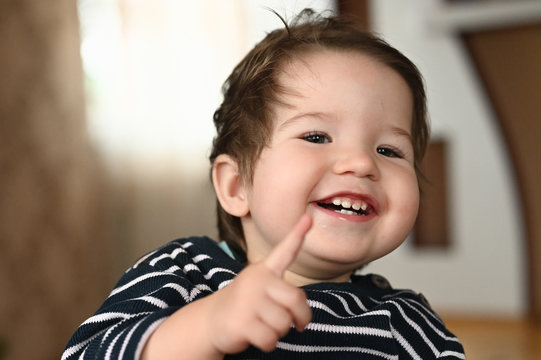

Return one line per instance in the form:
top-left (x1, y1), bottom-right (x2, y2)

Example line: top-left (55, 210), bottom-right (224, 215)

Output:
top-left (207, 214), bottom-right (313, 355)
top-left (265, 214), bottom-right (313, 280)
top-left (141, 215), bottom-right (313, 360)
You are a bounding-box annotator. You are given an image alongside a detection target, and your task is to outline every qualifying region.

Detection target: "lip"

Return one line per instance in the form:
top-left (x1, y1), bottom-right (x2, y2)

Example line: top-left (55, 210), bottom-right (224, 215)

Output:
top-left (312, 191), bottom-right (379, 223)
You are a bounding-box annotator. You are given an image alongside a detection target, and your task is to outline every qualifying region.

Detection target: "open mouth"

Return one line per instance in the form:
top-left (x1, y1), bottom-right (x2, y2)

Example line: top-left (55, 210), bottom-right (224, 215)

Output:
top-left (316, 197), bottom-right (374, 216)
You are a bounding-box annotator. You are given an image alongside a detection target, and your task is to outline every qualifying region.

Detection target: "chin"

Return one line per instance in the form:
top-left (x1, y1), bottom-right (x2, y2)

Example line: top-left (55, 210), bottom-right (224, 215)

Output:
top-left (302, 245), bottom-right (369, 270)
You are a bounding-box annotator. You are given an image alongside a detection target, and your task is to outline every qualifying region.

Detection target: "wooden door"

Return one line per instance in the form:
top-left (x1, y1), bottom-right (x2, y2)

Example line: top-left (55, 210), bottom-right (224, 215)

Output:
top-left (462, 23), bottom-right (541, 321)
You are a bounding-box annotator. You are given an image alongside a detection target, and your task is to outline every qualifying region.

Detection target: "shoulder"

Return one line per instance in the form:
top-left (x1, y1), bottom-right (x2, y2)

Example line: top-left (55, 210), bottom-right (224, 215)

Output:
top-left (302, 273), bottom-right (433, 318)
top-left (131, 236), bottom-right (241, 271)
top-left (345, 273), bottom-right (442, 320)
top-left (355, 274), bottom-right (465, 357)
top-left (302, 274), bottom-right (464, 357)
top-left (113, 236), bottom-right (244, 293)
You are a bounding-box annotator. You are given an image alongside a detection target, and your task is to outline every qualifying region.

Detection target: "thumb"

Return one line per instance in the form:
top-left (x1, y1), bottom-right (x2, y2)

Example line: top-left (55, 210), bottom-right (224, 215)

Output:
top-left (265, 214), bottom-right (312, 277)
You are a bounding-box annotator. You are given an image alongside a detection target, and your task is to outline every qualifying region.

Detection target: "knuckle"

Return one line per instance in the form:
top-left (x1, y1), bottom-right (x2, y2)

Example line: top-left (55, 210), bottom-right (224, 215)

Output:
top-left (275, 317), bottom-right (293, 336)
top-left (259, 335), bottom-right (279, 352)
top-left (289, 288), bottom-right (308, 305)
top-left (251, 327), bottom-right (279, 353)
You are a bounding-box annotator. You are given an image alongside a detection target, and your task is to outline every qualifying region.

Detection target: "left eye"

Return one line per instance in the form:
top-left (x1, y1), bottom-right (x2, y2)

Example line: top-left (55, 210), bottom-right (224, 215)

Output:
top-left (302, 132), bottom-right (331, 144)
top-left (377, 146), bottom-right (403, 158)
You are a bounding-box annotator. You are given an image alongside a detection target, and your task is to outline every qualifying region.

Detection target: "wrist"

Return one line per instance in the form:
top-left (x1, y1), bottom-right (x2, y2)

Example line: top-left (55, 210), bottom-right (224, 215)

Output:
top-left (141, 296), bottom-right (223, 360)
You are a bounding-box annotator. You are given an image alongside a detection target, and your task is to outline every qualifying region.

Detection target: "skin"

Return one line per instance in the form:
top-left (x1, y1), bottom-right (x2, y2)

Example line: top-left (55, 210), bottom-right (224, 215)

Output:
top-left (141, 49), bottom-right (419, 359)
top-left (243, 50), bottom-right (419, 286)
top-left (142, 215), bottom-right (313, 359)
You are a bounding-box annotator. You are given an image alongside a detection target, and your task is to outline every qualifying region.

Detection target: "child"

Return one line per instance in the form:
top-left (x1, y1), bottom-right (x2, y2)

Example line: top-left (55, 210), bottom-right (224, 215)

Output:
top-left (63, 9), bottom-right (465, 360)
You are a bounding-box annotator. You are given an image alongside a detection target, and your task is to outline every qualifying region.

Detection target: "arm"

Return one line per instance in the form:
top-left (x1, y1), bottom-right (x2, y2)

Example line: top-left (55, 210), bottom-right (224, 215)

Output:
top-left (61, 240), bottom-right (230, 360)
top-left (141, 215), bottom-right (314, 360)
top-left (140, 295), bottom-right (222, 360)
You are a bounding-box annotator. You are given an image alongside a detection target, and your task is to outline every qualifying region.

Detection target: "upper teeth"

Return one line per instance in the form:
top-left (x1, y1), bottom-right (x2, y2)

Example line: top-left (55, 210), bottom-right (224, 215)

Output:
top-left (332, 198), bottom-right (368, 211)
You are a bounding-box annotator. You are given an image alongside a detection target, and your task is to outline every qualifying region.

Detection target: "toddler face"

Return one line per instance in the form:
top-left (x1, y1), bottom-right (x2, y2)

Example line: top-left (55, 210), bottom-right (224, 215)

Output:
top-left (241, 50), bottom-right (420, 283)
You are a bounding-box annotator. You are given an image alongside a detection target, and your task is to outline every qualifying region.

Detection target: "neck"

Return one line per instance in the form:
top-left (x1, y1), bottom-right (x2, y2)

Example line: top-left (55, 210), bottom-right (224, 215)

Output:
top-left (282, 269), bottom-right (352, 287)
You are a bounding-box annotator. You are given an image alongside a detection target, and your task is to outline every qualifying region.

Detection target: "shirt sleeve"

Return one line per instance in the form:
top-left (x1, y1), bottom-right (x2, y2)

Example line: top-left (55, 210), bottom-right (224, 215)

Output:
top-left (61, 238), bottom-right (235, 360)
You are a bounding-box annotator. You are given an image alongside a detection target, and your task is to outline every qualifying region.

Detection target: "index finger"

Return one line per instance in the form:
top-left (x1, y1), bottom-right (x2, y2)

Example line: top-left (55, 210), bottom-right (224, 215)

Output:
top-left (265, 214), bottom-right (312, 277)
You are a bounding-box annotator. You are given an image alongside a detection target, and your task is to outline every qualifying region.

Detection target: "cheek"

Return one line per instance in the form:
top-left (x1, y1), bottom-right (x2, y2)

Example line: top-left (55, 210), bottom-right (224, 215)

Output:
top-left (388, 170), bottom-right (420, 224)
top-left (252, 147), bottom-right (319, 194)
top-left (249, 153), bottom-right (300, 214)
top-left (248, 149), bottom-right (320, 226)
top-left (399, 179), bottom-right (420, 227)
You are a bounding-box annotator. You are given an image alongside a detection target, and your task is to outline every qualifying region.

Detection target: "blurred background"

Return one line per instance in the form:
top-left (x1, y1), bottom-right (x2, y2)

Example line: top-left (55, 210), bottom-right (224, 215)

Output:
top-left (1, 0), bottom-right (540, 359)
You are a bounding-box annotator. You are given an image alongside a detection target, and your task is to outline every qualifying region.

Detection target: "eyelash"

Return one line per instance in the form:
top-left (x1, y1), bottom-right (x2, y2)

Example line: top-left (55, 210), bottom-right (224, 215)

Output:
top-left (301, 132), bottom-right (405, 159)
top-left (301, 131), bottom-right (331, 144)
top-left (377, 146), bottom-right (404, 159)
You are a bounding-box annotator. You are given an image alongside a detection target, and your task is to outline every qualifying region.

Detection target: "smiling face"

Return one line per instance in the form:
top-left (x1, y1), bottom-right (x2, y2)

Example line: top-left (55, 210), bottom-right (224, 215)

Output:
top-left (240, 50), bottom-right (420, 285)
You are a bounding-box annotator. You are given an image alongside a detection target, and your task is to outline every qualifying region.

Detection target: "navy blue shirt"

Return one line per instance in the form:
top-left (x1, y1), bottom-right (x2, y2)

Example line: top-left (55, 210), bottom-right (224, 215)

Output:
top-left (63, 236), bottom-right (465, 359)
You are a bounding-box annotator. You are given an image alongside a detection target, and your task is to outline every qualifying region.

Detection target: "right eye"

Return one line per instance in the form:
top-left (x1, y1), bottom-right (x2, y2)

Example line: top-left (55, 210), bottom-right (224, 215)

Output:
top-left (302, 131), bottom-right (331, 144)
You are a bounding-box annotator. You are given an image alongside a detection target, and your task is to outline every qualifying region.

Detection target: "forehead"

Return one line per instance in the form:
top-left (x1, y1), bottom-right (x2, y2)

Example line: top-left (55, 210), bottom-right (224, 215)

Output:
top-left (272, 49), bottom-right (414, 130)
top-left (278, 48), bottom-right (406, 88)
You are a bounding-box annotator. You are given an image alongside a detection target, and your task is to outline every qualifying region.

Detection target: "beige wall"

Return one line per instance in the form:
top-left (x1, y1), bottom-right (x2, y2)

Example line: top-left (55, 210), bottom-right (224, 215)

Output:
top-left (367, 0), bottom-right (526, 316)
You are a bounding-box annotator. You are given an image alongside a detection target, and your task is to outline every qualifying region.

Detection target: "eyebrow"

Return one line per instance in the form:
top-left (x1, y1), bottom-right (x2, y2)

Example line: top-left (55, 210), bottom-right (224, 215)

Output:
top-left (277, 112), bottom-right (329, 131)
top-left (391, 126), bottom-right (413, 144)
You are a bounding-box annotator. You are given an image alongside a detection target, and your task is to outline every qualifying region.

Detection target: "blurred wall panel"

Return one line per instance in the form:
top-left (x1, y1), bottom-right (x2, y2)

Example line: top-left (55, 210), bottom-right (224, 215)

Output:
top-left (0, 1), bottom-right (114, 359)
top-left (462, 22), bottom-right (541, 321)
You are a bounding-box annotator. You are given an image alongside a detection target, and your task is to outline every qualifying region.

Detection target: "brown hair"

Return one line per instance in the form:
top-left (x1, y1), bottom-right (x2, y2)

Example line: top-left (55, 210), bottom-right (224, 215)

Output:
top-left (209, 9), bottom-right (429, 258)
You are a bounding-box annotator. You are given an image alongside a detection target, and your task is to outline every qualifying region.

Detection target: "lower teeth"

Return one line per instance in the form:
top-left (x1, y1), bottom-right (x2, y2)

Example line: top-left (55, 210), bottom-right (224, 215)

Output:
top-left (337, 209), bottom-right (357, 216)
top-left (318, 202), bottom-right (366, 216)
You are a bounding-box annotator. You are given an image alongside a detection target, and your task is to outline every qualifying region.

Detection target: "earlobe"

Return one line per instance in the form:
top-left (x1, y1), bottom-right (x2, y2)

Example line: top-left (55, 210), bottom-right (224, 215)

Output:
top-left (212, 154), bottom-right (249, 217)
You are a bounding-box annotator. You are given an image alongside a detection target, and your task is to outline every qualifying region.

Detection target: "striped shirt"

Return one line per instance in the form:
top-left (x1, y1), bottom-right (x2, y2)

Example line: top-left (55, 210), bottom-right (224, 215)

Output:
top-left (62, 236), bottom-right (465, 359)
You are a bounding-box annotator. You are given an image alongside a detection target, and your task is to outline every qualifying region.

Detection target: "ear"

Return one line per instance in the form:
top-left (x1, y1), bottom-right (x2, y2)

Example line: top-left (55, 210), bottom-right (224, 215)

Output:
top-left (212, 154), bottom-right (249, 217)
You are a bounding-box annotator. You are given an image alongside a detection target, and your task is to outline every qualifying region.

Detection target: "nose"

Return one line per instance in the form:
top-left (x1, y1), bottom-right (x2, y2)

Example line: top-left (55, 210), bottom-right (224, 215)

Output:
top-left (332, 146), bottom-right (380, 180)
